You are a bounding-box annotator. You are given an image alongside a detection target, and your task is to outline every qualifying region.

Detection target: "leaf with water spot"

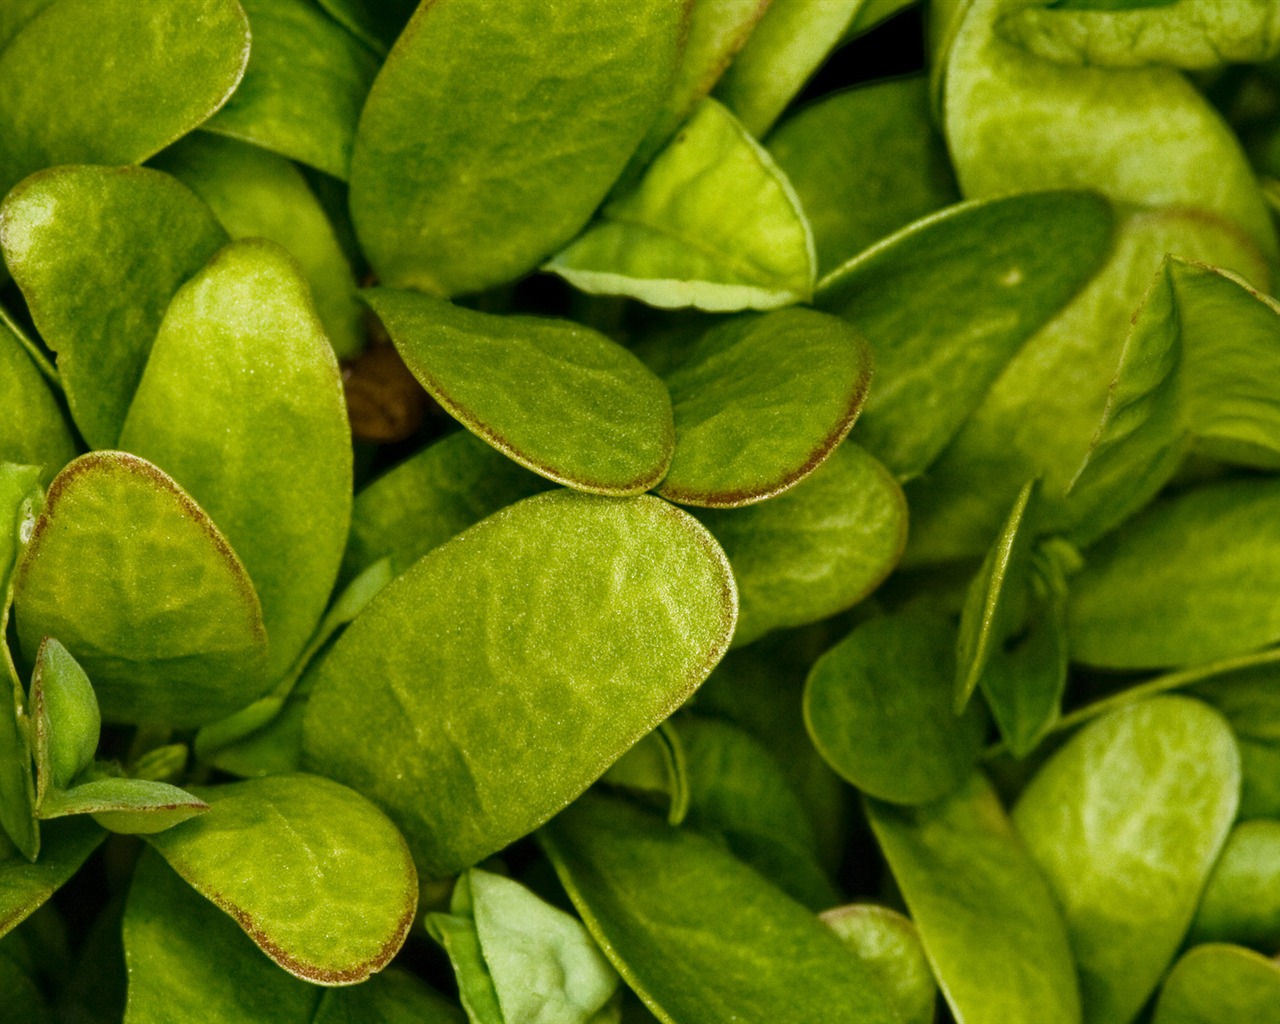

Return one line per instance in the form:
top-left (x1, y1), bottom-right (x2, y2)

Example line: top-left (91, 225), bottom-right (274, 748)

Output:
top-left (145, 773), bottom-right (416, 985)
top-left (549, 99), bottom-right (815, 312)
top-left (365, 289), bottom-right (674, 497)
top-left (13, 452), bottom-right (269, 727)
top-left (303, 490), bottom-right (736, 879)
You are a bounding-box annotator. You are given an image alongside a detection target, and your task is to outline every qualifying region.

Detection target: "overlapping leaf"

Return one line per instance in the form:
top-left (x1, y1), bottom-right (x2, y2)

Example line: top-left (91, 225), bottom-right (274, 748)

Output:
top-left (1152, 944), bottom-right (1280, 1024)
top-left (821, 905), bottom-right (937, 1024)
top-left (0, 819), bottom-right (102, 939)
top-left (1188, 820), bottom-right (1280, 949)
top-left (0, 316), bottom-right (76, 481)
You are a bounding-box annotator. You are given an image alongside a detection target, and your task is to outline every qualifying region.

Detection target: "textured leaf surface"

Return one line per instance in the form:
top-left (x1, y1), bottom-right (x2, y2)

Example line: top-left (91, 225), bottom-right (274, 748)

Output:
top-left (697, 442), bottom-right (905, 646)
top-left (866, 772), bottom-right (1082, 1024)
top-left (13, 453), bottom-right (268, 727)
top-left (0, 0), bottom-right (249, 198)
top-left (0, 165), bottom-right (228, 448)
top-left (1153, 944), bottom-right (1280, 1024)
top-left (0, 318), bottom-right (76, 480)
top-left (350, 0), bottom-right (684, 295)
top-left (366, 289), bottom-right (673, 496)
top-left (657, 308), bottom-right (870, 506)
top-left (821, 905), bottom-right (937, 1024)
top-left (146, 774), bottom-right (416, 984)
top-left (806, 606), bottom-right (986, 804)
top-left (120, 239), bottom-right (352, 681)
top-left (304, 491), bottom-right (736, 879)
top-left (1012, 698), bottom-right (1240, 1024)
top-left (541, 793), bottom-right (901, 1024)
top-left (549, 99), bottom-right (815, 311)
top-left (40, 778), bottom-right (206, 835)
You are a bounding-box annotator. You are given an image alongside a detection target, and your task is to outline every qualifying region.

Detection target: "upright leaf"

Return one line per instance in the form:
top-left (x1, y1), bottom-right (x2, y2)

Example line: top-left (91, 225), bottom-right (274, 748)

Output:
top-left (541, 793), bottom-right (902, 1024)
top-left (0, 0), bottom-right (250, 198)
top-left (548, 99), bottom-right (815, 312)
top-left (13, 452), bottom-right (269, 727)
top-left (1012, 698), bottom-right (1240, 1024)
top-left (120, 239), bottom-right (352, 681)
top-left (0, 165), bottom-right (229, 448)
top-left (350, 0), bottom-right (685, 295)
top-left (29, 638), bottom-right (98, 799)
top-left (0, 319), bottom-right (76, 481)
top-left (303, 491), bottom-right (737, 879)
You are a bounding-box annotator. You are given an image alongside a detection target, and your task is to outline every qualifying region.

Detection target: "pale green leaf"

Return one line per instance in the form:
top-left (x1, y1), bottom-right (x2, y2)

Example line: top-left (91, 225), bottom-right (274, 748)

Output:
top-left (820, 905), bottom-right (937, 1024)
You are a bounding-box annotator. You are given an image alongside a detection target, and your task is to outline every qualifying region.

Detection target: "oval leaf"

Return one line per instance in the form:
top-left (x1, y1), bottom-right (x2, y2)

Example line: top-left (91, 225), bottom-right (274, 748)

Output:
top-left (39, 777), bottom-right (206, 835)
top-left (365, 289), bottom-right (675, 496)
top-left (120, 239), bottom-right (352, 681)
top-left (30, 637), bottom-right (98, 799)
top-left (696, 442), bottom-right (905, 647)
top-left (145, 773), bottom-right (417, 985)
top-left (13, 452), bottom-right (269, 727)
top-left (303, 490), bottom-right (737, 879)
top-left (0, 165), bottom-right (229, 449)
top-left (540, 793), bottom-right (901, 1024)
top-left (548, 99), bottom-right (815, 311)
top-left (350, 0), bottom-right (684, 295)
top-left (1153, 944), bottom-right (1280, 1024)
top-left (820, 905), bottom-right (937, 1024)
top-left (1012, 697), bottom-right (1241, 1024)
top-left (0, 0), bottom-right (250, 198)
top-left (656, 307), bottom-right (871, 507)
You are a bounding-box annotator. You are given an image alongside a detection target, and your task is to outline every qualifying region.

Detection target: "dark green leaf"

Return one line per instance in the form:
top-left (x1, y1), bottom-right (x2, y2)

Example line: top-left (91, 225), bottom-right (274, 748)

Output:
top-left (1188, 820), bottom-right (1280, 950)
top-left (304, 491), bottom-right (736, 879)
top-left (541, 793), bottom-right (902, 1024)
top-left (0, 819), bottom-right (102, 939)
top-left (13, 452), bottom-right (269, 726)
top-left (365, 289), bottom-right (674, 496)
top-left (312, 0), bottom-right (416, 54)
top-left (350, 0), bottom-right (684, 295)
top-left (820, 904), bottom-right (937, 1024)
top-left (656, 308), bottom-right (870, 507)
top-left (313, 970), bottom-right (465, 1024)
top-left (1152, 944), bottom-right (1280, 1024)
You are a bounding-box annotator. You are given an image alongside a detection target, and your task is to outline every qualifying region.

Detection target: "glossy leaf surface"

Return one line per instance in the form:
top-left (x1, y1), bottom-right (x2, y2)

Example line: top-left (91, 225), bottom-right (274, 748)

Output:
top-left (821, 905), bottom-right (937, 1024)
top-left (204, 0), bottom-right (378, 179)
top-left (541, 793), bottom-right (901, 1024)
top-left (305, 491), bottom-right (736, 879)
top-left (767, 75), bottom-right (958, 275)
top-left (30, 638), bottom-right (98, 798)
top-left (1152, 944), bottom-right (1280, 1024)
top-left (549, 99), bottom-right (815, 312)
top-left (806, 606), bottom-right (986, 804)
top-left (365, 289), bottom-right (673, 496)
top-left (0, 819), bottom-right (102, 938)
top-left (1012, 698), bottom-right (1240, 1024)
top-left (1188, 820), bottom-right (1280, 949)
top-left (866, 772), bottom-right (1082, 1024)
top-left (13, 453), bottom-right (269, 727)
top-left (151, 132), bottom-right (362, 358)
top-left (350, 0), bottom-right (684, 295)
top-left (816, 191), bottom-right (1114, 481)
top-left (120, 239), bottom-right (352, 681)
top-left (697, 442), bottom-right (905, 646)
top-left (145, 773), bottom-right (416, 984)
top-left (0, 165), bottom-right (229, 448)
top-left (0, 0), bottom-right (249, 198)
top-left (40, 778), bottom-right (206, 835)
top-left (657, 308), bottom-right (870, 507)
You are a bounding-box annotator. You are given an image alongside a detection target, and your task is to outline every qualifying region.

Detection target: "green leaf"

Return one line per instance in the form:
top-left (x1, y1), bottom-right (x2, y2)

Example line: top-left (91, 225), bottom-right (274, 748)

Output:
top-left (0, 318), bottom-right (76, 482)
top-left (312, 0), bottom-right (416, 54)
top-left (342, 430), bottom-right (550, 589)
top-left (145, 773), bottom-right (416, 985)
top-left (151, 132), bottom-right (363, 359)
top-left (0, 818), bottom-right (103, 939)
top-left (1012, 697), bottom-right (1240, 1024)
top-left (0, 0), bottom-right (250, 199)
top-left (0, 165), bottom-right (229, 449)
top-left (365, 290), bottom-right (673, 496)
top-left (202, 0), bottom-right (378, 179)
top-left (1068, 479), bottom-right (1280, 668)
top-left (865, 772), bottom-right (1083, 1024)
top-left (1191, 663), bottom-right (1280, 818)
top-left (540, 793), bottom-right (902, 1024)
top-left (548, 99), bottom-right (815, 312)
top-left (767, 74), bottom-right (959, 276)
top-left (119, 238), bottom-right (352, 682)
top-left (123, 848), bottom-right (320, 1024)
top-left (29, 638), bottom-right (98, 799)
top-left (313, 971), bottom-right (466, 1024)
top-left (601, 722), bottom-right (690, 827)
top-left (820, 904), bottom-right (937, 1024)
top-left (805, 605), bottom-right (987, 805)
top-left (0, 950), bottom-right (48, 1024)
top-left (655, 308), bottom-right (870, 506)
top-left (696, 442), bottom-right (905, 647)
top-left (997, 1), bottom-right (1280, 70)
top-left (350, 0), bottom-right (684, 295)
top-left (303, 490), bottom-right (737, 879)
top-left (1188, 820), bottom-right (1280, 950)
top-left (1070, 258), bottom-right (1280, 541)
top-left (712, 0), bottom-right (865, 137)
top-left (1153, 944), bottom-right (1280, 1024)
top-left (39, 778), bottom-right (206, 836)
top-left (816, 191), bottom-right (1115, 481)
top-left (13, 452), bottom-right (269, 727)
top-left (427, 868), bottom-right (620, 1024)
